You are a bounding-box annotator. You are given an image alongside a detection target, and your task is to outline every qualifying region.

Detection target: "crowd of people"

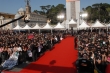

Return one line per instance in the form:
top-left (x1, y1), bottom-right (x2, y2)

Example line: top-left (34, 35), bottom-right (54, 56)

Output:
top-left (1, 28), bottom-right (110, 73)
top-left (0, 30), bottom-right (66, 69)
top-left (76, 28), bottom-right (110, 73)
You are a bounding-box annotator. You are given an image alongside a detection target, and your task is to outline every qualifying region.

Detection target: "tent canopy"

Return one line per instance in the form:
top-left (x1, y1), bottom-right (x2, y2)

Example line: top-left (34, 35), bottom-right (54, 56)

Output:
top-left (61, 20), bottom-right (66, 27)
top-left (42, 23), bottom-right (53, 29)
top-left (31, 23), bottom-right (41, 29)
top-left (68, 19), bottom-right (77, 24)
top-left (107, 23), bottom-right (110, 27)
top-left (54, 22), bottom-right (65, 29)
top-left (22, 24), bottom-right (31, 29)
top-left (91, 20), bottom-right (105, 27)
top-left (78, 20), bottom-right (90, 28)
top-left (13, 25), bottom-right (22, 30)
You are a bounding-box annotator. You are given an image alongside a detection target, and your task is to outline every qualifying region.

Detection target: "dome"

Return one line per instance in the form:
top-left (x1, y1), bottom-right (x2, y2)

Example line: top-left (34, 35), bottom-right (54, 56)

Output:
top-left (18, 8), bottom-right (24, 12)
top-left (15, 13), bottom-right (21, 19)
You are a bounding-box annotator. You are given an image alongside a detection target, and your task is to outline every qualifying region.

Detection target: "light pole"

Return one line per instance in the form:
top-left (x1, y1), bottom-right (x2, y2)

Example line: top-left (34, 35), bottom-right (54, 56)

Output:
top-left (57, 14), bottom-right (64, 23)
top-left (80, 12), bottom-right (88, 20)
top-left (79, 12), bottom-right (88, 27)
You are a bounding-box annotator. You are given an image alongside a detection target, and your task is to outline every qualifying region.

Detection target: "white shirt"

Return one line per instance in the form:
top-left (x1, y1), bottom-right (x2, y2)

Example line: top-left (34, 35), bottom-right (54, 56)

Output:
top-left (17, 47), bottom-right (22, 51)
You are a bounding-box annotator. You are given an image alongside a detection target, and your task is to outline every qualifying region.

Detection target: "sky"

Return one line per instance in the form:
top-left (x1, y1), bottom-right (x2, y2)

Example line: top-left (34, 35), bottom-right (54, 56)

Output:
top-left (0, 0), bottom-right (110, 14)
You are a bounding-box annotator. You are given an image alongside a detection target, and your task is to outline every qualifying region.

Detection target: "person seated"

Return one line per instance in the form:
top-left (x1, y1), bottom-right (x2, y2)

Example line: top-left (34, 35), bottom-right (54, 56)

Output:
top-left (1, 47), bottom-right (19, 69)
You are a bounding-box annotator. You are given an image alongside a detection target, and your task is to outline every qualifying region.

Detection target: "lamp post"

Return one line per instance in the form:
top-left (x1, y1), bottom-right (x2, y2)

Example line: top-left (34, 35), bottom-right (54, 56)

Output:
top-left (80, 12), bottom-right (88, 20)
top-left (79, 12), bottom-right (88, 28)
top-left (57, 14), bottom-right (64, 23)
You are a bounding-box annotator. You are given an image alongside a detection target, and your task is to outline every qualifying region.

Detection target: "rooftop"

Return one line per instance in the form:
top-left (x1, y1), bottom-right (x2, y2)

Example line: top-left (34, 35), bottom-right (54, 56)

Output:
top-left (0, 12), bottom-right (15, 16)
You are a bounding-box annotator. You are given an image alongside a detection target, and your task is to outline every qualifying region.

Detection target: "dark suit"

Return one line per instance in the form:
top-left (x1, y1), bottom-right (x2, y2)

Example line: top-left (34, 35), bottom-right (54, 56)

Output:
top-left (2, 51), bottom-right (8, 62)
top-left (56, 35), bottom-right (60, 42)
top-left (47, 39), bottom-right (51, 49)
top-left (22, 50), bottom-right (28, 62)
top-left (30, 44), bottom-right (37, 61)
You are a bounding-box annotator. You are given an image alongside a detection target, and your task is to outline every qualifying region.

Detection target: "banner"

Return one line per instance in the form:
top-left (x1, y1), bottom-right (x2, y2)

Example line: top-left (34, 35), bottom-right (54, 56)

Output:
top-left (27, 34), bottom-right (34, 39)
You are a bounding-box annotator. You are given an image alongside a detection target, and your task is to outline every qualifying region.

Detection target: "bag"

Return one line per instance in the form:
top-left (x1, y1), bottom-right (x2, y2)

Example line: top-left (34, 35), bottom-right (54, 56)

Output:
top-left (94, 69), bottom-right (98, 73)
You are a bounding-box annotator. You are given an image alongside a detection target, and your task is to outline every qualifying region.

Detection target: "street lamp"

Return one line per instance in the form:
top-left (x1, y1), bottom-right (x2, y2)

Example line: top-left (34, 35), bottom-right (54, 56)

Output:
top-left (78, 12), bottom-right (88, 30)
top-left (80, 12), bottom-right (88, 20)
top-left (57, 14), bottom-right (64, 23)
top-left (79, 12), bottom-right (88, 26)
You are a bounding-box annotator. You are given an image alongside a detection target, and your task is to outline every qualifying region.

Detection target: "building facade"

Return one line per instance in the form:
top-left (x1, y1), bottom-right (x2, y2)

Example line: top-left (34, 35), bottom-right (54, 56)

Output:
top-left (0, 0), bottom-right (47, 29)
top-left (0, 12), bottom-right (14, 19)
top-left (13, 0), bottom-right (47, 28)
top-left (66, 0), bottom-right (80, 29)
top-left (0, 13), bottom-right (14, 30)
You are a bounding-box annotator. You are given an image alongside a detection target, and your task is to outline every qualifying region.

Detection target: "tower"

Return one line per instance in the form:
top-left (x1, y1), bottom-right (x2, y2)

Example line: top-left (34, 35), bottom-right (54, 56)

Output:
top-left (25, 0), bottom-right (31, 14)
top-left (66, 0), bottom-right (80, 28)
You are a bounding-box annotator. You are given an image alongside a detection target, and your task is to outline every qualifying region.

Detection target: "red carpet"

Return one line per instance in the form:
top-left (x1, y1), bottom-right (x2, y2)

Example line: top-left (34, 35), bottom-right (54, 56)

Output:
top-left (20, 36), bottom-right (78, 73)
top-left (3, 36), bottom-right (78, 73)
top-left (106, 64), bottom-right (110, 73)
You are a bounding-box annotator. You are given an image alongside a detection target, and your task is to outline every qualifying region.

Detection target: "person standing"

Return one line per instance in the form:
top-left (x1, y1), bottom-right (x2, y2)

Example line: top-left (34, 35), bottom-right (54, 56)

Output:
top-left (74, 36), bottom-right (78, 50)
top-left (30, 42), bottom-right (37, 62)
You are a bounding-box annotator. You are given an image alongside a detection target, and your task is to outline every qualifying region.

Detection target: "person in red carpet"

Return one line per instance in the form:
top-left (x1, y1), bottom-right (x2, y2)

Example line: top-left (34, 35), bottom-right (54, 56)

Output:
top-left (74, 36), bottom-right (78, 50)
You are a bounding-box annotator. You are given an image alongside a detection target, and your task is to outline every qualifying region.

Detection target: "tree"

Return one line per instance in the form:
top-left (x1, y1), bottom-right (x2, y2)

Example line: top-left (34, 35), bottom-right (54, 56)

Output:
top-left (33, 4), bottom-right (66, 24)
top-left (84, 3), bottom-right (110, 23)
top-left (46, 5), bottom-right (51, 10)
top-left (49, 4), bottom-right (66, 24)
top-left (40, 6), bottom-right (47, 14)
top-left (33, 10), bottom-right (38, 13)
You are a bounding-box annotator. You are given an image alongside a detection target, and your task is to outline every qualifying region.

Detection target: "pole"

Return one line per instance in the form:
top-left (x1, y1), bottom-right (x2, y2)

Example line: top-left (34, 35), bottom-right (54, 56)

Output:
top-left (78, 12), bottom-right (80, 31)
top-left (39, 29), bottom-right (40, 34)
top-left (106, 21), bottom-right (108, 35)
top-left (17, 20), bottom-right (20, 33)
top-left (51, 29), bottom-right (52, 33)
